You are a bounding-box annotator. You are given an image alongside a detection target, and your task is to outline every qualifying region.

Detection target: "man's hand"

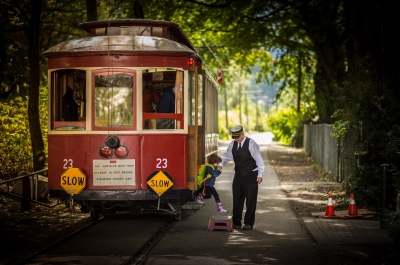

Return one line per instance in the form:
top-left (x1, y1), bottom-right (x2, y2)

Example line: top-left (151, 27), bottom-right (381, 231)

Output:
top-left (257, 177), bottom-right (262, 185)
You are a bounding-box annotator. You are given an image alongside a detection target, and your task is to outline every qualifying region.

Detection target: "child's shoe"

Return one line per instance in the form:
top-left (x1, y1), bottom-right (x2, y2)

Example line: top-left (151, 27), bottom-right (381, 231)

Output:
top-left (196, 194), bottom-right (205, 204)
top-left (216, 202), bottom-right (228, 213)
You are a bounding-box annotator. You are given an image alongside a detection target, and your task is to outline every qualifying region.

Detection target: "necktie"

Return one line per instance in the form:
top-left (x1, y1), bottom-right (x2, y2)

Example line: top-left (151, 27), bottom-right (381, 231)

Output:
top-left (238, 143), bottom-right (242, 150)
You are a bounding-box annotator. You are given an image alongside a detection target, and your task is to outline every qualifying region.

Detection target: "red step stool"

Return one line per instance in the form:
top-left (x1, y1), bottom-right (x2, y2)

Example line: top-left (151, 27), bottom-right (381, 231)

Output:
top-left (208, 215), bottom-right (233, 232)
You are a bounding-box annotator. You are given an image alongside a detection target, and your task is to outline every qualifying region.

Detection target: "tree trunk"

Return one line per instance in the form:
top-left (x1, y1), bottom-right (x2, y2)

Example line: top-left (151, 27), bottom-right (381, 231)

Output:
top-left (297, 2), bottom-right (345, 123)
top-left (224, 87), bottom-right (228, 132)
top-left (28, 0), bottom-right (46, 172)
top-left (86, 0), bottom-right (98, 22)
top-left (297, 57), bottom-right (302, 113)
top-left (314, 62), bottom-right (332, 124)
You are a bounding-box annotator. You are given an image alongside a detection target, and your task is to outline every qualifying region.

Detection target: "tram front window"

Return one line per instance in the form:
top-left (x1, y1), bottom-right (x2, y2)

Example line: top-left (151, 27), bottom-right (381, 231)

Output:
top-left (50, 69), bottom-right (86, 130)
top-left (94, 71), bottom-right (134, 129)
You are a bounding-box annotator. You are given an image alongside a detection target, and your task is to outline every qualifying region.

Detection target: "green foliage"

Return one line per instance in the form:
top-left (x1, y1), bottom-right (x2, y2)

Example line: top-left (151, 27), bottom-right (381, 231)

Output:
top-left (267, 108), bottom-right (298, 145)
top-left (346, 151), bottom-right (381, 206)
top-left (382, 210), bottom-right (400, 240)
top-left (0, 86), bottom-right (48, 179)
top-left (218, 122), bottom-right (230, 140)
top-left (342, 92), bottom-right (400, 210)
top-left (331, 109), bottom-right (351, 138)
top-left (0, 96), bottom-right (33, 178)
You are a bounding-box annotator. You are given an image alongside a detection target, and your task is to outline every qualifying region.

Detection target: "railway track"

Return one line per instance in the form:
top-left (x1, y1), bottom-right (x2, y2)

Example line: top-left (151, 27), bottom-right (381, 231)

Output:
top-left (15, 212), bottom-right (181, 265)
top-left (11, 217), bottom-right (102, 265)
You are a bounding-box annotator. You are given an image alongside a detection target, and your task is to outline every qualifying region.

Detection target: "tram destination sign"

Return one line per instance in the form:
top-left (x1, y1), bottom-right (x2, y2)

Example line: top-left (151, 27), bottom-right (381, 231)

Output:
top-left (60, 168), bottom-right (86, 194)
top-left (93, 159), bottom-right (135, 186)
top-left (147, 171), bottom-right (174, 196)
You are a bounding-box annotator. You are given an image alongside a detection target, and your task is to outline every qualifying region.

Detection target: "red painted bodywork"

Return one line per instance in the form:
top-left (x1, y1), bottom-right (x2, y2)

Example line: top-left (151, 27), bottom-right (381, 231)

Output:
top-left (48, 134), bottom-right (188, 191)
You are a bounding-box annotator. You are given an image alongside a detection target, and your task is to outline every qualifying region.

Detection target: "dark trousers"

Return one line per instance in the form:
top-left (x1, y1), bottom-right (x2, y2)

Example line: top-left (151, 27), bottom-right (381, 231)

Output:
top-left (232, 170), bottom-right (258, 226)
top-left (197, 185), bottom-right (221, 202)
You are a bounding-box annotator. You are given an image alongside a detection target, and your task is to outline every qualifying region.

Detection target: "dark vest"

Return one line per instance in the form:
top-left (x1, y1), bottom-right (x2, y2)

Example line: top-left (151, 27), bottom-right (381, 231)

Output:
top-left (232, 137), bottom-right (257, 176)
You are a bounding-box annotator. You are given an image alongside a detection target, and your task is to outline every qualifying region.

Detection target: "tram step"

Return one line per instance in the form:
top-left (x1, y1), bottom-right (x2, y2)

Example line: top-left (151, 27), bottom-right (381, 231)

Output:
top-left (207, 215), bottom-right (233, 232)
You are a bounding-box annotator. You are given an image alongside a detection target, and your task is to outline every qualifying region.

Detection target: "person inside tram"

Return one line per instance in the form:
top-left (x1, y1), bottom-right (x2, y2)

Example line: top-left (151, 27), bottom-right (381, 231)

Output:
top-left (62, 86), bottom-right (79, 121)
top-left (143, 85), bottom-right (159, 129)
top-left (156, 85), bottom-right (175, 129)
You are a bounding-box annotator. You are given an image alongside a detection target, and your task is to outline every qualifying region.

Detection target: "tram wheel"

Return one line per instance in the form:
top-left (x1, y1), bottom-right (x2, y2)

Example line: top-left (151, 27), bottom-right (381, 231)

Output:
top-left (90, 207), bottom-right (100, 222)
top-left (174, 214), bottom-right (183, 221)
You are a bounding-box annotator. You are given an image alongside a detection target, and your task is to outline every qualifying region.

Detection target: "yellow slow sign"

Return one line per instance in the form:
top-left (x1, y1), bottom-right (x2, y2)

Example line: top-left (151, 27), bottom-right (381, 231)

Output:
top-left (60, 168), bottom-right (86, 194)
top-left (147, 171), bottom-right (174, 196)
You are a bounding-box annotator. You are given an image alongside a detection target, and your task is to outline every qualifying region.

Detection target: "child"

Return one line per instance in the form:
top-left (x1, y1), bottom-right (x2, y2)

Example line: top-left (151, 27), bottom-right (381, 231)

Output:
top-left (195, 153), bottom-right (228, 213)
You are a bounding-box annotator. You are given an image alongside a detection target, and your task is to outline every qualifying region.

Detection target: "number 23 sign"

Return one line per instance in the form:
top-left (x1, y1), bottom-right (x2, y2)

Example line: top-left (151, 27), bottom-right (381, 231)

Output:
top-left (156, 158), bottom-right (168, 168)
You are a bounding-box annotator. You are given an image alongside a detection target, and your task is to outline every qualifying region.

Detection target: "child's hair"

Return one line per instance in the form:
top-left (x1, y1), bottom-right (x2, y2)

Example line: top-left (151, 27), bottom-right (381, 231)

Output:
top-left (207, 153), bottom-right (221, 164)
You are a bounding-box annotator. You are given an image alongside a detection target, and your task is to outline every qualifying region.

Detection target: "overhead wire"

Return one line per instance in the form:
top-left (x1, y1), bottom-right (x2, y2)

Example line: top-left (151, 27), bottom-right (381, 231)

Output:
top-left (192, 21), bottom-right (224, 68)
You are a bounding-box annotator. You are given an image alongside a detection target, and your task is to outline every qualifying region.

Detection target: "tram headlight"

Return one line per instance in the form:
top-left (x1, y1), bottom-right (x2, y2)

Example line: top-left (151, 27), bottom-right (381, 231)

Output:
top-left (106, 135), bottom-right (120, 148)
top-left (115, 145), bottom-right (129, 159)
top-left (99, 146), bottom-right (113, 159)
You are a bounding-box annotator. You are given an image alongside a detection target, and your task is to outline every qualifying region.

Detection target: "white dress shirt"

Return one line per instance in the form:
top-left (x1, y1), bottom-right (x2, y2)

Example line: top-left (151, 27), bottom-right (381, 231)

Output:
top-left (220, 136), bottom-right (265, 178)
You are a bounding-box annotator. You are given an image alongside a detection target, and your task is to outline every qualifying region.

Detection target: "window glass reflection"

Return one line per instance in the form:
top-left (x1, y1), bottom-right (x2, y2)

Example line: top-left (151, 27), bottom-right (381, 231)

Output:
top-left (94, 73), bottom-right (134, 127)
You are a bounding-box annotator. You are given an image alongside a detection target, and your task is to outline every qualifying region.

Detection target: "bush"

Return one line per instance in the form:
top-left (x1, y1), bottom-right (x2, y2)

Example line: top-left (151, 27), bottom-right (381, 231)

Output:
top-left (267, 108), bottom-right (299, 145)
top-left (0, 96), bottom-right (33, 179)
top-left (0, 87), bottom-right (48, 179)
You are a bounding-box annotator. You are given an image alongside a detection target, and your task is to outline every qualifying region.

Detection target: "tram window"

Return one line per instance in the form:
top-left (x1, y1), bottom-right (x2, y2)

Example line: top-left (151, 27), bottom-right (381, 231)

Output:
top-left (198, 74), bottom-right (203, 126)
top-left (188, 73), bottom-right (203, 126)
top-left (95, 28), bottom-right (106, 36)
top-left (50, 69), bottom-right (86, 130)
top-left (142, 69), bottom-right (184, 130)
top-left (167, 29), bottom-right (177, 41)
top-left (94, 72), bottom-right (134, 129)
top-left (153, 27), bottom-right (163, 37)
top-left (107, 26), bottom-right (151, 36)
top-left (189, 71), bottom-right (195, 125)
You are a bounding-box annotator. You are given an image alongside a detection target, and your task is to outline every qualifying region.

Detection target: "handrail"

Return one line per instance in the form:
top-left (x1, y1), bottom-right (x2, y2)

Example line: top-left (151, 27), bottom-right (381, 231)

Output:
top-left (0, 168), bottom-right (49, 211)
top-left (0, 168), bottom-right (48, 185)
top-left (143, 113), bottom-right (184, 129)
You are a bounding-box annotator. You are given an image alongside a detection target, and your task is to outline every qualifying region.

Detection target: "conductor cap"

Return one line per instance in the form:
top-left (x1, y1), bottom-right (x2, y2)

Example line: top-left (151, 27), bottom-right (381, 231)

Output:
top-left (231, 125), bottom-right (244, 139)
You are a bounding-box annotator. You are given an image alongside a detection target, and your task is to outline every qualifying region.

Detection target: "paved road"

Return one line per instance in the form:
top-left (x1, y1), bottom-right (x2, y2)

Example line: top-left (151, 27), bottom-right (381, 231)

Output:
top-left (140, 134), bottom-right (394, 265)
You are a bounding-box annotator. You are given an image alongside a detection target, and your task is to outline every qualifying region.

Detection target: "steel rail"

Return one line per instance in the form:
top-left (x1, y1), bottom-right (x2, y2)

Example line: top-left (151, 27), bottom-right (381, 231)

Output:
top-left (10, 217), bottom-right (103, 265)
top-left (122, 219), bottom-right (176, 265)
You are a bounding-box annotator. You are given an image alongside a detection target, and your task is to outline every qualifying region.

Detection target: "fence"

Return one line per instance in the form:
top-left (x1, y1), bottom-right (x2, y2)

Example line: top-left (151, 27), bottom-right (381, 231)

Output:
top-left (0, 168), bottom-right (50, 211)
top-left (303, 124), bottom-right (359, 182)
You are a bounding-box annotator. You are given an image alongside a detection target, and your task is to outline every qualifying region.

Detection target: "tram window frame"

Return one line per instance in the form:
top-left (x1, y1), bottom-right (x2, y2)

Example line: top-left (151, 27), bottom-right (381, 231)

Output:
top-left (92, 69), bottom-right (136, 131)
top-left (189, 71), bottom-right (196, 126)
top-left (50, 69), bottom-right (87, 131)
top-left (197, 74), bottom-right (203, 126)
top-left (107, 26), bottom-right (151, 36)
top-left (142, 68), bottom-right (184, 130)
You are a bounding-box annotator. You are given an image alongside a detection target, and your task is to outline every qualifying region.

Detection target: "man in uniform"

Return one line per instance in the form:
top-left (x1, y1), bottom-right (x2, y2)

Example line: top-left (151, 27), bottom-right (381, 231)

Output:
top-left (220, 125), bottom-right (265, 230)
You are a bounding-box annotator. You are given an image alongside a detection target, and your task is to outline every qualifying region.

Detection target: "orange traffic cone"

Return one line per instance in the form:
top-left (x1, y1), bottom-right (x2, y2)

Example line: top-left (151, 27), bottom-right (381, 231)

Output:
top-left (321, 194), bottom-right (339, 218)
top-left (344, 193), bottom-right (362, 218)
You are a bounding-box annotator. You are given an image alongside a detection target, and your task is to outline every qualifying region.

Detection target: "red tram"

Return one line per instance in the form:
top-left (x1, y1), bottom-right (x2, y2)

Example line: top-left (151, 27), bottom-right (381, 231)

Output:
top-left (43, 19), bottom-right (219, 221)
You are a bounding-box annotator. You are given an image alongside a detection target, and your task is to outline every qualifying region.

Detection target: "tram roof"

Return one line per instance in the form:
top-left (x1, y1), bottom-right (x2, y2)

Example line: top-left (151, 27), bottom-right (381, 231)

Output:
top-left (43, 35), bottom-right (196, 57)
top-left (78, 19), bottom-right (195, 51)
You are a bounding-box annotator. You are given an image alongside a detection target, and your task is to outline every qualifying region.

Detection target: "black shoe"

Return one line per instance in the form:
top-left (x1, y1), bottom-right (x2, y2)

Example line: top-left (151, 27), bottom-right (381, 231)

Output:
top-left (242, 224), bottom-right (253, 230)
top-left (233, 224), bottom-right (242, 229)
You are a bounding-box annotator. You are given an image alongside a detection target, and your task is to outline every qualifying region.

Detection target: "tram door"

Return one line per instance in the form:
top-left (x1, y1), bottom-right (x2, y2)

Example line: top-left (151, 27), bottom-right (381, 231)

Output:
top-left (187, 67), bottom-right (204, 191)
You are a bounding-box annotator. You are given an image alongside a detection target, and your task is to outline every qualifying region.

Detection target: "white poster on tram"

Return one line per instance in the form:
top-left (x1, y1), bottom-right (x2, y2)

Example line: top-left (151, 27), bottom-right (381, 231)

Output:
top-left (93, 159), bottom-right (135, 186)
